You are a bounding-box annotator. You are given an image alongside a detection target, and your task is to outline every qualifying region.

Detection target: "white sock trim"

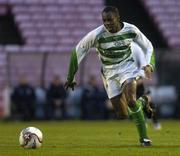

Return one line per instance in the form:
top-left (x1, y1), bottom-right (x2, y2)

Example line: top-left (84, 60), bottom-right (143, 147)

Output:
top-left (129, 106), bottom-right (142, 114)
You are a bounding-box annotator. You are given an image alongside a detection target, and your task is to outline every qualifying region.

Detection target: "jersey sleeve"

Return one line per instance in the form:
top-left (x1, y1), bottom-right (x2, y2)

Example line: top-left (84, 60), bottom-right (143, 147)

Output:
top-left (131, 42), bottom-right (147, 69)
top-left (67, 30), bottom-right (97, 83)
top-left (133, 26), bottom-right (155, 71)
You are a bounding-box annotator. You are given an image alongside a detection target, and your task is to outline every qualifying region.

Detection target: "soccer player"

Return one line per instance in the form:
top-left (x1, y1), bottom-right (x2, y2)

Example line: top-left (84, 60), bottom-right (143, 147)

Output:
top-left (65, 6), bottom-right (155, 146)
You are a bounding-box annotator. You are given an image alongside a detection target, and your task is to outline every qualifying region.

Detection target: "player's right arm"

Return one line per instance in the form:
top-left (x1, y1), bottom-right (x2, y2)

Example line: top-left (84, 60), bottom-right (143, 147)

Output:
top-left (65, 30), bottom-right (97, 90)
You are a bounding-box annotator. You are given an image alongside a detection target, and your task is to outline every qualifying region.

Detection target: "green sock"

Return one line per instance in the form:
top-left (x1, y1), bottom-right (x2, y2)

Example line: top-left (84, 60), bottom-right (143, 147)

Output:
top-left (129, 99), bottom-right (148, 139)
top-left (128, 97), bottom-right (146, 117)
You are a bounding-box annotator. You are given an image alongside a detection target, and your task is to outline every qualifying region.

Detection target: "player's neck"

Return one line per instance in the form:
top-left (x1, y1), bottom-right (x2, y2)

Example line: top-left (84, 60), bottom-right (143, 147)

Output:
top-left (119, 22), bottom-right (124, 31)
top-left (115, 22), bottom-right (124, 33)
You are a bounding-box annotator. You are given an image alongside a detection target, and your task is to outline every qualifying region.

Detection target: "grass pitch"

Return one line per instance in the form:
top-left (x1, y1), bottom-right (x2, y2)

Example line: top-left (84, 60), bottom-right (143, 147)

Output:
top-left (0, 120), bottom-right (179, 156)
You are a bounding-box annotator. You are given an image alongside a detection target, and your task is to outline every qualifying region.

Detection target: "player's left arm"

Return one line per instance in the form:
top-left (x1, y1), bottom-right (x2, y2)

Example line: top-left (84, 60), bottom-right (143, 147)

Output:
top-left (133, 27), bottom-right (155, 78)
top-left (133, 27), bottom-right (155, 71)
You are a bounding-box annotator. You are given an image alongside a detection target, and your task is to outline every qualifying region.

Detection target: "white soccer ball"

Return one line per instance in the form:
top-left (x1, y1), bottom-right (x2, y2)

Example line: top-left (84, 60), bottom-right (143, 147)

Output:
top-left (19, 127), bottom-right (43, 149)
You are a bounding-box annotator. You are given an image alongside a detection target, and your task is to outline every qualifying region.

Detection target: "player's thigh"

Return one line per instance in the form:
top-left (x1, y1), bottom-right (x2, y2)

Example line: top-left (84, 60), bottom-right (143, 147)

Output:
top-left (101, 75), bottom-right (128, 117)
top-left (123, 79), bottom-right (137, 107)
top-left (110, 93), bottom-right (128, 118)
top-left (119, 93), bottom-right (128, 116)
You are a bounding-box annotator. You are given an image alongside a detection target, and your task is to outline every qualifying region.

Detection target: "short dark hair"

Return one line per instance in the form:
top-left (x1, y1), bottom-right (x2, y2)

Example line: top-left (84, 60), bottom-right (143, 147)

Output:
top-left (102, 6), bottom-right (119, 16)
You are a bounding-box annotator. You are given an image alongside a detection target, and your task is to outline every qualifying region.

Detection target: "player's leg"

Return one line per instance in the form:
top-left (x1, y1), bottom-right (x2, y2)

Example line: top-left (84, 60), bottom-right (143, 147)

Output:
top-left (123, 79), bottom-right (152, 146)
top-left (102, 74), bottom-right (129, 119)
top-left (110, 93), bottom-right (128, 119)
top-left (102, 74), bottom-right (151, 145)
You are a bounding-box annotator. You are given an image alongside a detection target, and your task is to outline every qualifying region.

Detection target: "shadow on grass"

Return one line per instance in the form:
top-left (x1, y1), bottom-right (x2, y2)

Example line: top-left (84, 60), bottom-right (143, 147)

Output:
top-left (42, 144), bottom-right (180, 149)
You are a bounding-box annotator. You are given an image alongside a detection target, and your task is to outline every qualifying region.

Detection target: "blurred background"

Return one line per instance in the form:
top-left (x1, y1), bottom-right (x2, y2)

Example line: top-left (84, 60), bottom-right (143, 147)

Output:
top-left (0, 0), bottom-right (179, 121)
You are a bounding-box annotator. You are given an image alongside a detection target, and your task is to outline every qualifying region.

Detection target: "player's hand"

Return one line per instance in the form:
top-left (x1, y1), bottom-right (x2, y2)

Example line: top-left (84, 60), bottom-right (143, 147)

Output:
top-left (142, 65), bottom-right (153, 79)
top-left (64, 81), bottom-right (76, 90)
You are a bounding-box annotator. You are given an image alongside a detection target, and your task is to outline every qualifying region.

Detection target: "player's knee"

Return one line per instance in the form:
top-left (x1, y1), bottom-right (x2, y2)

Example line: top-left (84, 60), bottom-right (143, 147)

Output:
top-left (127, 98), bottom-right (136, 108)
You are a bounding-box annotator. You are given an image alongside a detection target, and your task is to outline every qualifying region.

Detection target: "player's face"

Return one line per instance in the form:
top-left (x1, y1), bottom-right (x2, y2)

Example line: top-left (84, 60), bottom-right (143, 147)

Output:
top-left (102, 12), bottom-right (120, 33)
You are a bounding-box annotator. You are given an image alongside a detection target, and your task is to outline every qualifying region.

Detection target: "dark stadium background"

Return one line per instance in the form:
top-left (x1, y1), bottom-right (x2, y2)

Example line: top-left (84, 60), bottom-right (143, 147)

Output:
top-left (0, 0), bottom-right (179, 120)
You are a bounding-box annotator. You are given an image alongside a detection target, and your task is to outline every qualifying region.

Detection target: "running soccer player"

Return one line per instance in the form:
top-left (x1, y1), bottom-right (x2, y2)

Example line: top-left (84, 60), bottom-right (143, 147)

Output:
top-left (65, 6), bottom-right (155, 146)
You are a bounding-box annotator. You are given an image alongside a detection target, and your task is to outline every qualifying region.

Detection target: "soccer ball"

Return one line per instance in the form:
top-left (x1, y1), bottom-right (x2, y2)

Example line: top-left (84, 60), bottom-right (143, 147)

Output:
top-left (19, 127), bottom-right (43, 149)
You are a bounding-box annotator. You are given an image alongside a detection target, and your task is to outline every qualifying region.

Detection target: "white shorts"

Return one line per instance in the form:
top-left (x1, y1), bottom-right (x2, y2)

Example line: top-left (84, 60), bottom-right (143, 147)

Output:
top-left (102, 69), bottom-right (145, 99)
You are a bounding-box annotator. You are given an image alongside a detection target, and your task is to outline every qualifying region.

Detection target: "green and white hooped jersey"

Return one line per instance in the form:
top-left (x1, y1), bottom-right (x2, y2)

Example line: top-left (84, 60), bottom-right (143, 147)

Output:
top-left (67, 22), bottom-right (155, 83)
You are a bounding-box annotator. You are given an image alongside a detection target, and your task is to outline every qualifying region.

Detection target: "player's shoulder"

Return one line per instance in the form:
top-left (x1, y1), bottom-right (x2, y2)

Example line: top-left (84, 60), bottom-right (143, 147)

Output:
top-left (87, 25), bottom-right (105, 37)
top-left (123, 22), bottom-right (139, 32)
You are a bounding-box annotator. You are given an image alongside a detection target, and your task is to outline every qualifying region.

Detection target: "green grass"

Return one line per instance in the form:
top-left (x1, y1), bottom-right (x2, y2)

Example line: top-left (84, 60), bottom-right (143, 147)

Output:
top-left (0, 120), bottom-right (179, 156)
